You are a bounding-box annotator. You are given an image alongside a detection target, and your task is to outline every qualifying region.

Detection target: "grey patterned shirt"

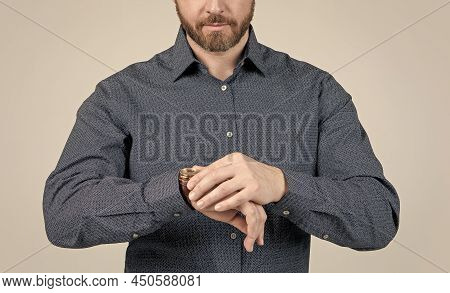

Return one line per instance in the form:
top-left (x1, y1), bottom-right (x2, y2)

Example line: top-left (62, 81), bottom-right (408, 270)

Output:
top-left (43, 24), bottom-right (400, 273)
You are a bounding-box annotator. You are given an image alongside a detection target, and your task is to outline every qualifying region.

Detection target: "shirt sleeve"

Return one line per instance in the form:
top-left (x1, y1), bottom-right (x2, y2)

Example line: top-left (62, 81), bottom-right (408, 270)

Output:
top-left (42, 81), bottom-right (195, 249)
top-left (265, 73), bottom-right (400, 251)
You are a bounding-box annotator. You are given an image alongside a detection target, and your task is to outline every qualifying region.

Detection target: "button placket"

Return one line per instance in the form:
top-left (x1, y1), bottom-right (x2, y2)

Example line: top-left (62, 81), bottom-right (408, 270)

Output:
top-left (219, 82), bottom-right (238, 153)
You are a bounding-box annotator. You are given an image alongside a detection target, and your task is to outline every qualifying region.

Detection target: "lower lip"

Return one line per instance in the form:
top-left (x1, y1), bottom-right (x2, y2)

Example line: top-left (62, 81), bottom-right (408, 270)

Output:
top-left (204, 24), bottom-right (229, 31)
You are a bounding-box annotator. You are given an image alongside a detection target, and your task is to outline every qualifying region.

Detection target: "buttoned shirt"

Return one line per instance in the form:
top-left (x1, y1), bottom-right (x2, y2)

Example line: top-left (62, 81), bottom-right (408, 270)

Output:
top-left (43, 24), bottom-right (400, 273)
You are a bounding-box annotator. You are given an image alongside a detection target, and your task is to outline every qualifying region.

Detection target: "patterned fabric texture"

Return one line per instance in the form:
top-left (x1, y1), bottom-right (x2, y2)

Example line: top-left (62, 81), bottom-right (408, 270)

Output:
top-left (43, 24), bottom-right (400, 273)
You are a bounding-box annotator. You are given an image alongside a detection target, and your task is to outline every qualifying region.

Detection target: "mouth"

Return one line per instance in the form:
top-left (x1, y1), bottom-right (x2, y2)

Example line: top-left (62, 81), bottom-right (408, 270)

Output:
top-left (203, 23), bottom-right (229, 31)
top-left (206, 23), bottom-right (228, 26)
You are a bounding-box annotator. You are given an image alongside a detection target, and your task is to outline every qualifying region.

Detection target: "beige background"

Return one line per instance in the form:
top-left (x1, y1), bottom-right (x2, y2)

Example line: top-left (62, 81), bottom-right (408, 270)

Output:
top-left (1, 0), bottom-right (449, 273)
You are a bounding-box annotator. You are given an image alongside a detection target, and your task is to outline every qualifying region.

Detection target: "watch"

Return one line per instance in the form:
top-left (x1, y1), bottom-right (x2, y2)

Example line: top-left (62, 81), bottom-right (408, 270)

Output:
top-left (178, 167), bottom-right (200, 210)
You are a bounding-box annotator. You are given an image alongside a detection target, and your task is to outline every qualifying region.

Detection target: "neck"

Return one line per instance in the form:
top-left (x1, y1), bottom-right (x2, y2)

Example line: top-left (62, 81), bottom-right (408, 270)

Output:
top-left (186, 29), bottom-right (249, 81)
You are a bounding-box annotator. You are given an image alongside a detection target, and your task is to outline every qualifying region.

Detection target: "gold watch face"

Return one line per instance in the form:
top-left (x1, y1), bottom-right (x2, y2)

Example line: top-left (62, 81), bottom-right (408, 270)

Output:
top-left (179, 167), bottom-right (200, 181)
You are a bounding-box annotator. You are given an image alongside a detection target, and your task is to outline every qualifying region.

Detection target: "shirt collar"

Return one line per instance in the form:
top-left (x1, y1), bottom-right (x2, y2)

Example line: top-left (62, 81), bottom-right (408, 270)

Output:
top-left (170, 23), bottom-right (267, 82)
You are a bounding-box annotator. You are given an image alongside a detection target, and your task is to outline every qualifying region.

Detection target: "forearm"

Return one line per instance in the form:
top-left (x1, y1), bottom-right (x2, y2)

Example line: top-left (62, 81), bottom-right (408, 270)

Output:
top-left (43, 168), bottom-right (194, 248)
top-left (265, 168), bottom-right (400, 250)
top-left (42, 81), bottom-right (197, 248)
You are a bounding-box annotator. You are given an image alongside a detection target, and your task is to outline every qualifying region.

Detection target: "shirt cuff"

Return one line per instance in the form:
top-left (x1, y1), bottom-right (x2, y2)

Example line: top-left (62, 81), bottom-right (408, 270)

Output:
top-left (267, 168), bottom-right (320, 214)
top-left (142, 169), bottom-right (197, 225)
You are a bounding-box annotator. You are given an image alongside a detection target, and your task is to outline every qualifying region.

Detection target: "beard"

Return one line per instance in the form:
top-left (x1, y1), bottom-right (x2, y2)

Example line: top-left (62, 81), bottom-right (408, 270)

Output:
top-left (175, 0), bottom-right (255, 52)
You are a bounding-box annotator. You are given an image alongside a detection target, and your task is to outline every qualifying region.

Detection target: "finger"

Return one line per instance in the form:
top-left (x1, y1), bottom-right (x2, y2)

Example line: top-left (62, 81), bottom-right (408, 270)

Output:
top-left (191, 165), bottom-right (206, 171)
top-left (188, 164), bottom-right (235, 201)
top-left (238, 202), bottom-right (259, 252)
top-left (209, 209), bottom-right (247, 234)
top-left (214, 152), bottom-right (248, 167)
top-left (187, 156), bottom-right (235, 190)
top-left (254, 204), bottom-right (264, 247)
top-left (256, 204), bottom-right (264, 245)
top-left (214, 187), bottom-right (251, 211)
top-left (197, 178), bottom-right (243, 209)
top-left (187, 152), bottom-right (244, 190)
top-left (186, 166), bottom-right (212, 190)
top-left (255, 204), bottom-right (267, 246)
top-left (195, 190), bottom-right (239, 211)
top-left (227, 212), bottom-right (247, 235)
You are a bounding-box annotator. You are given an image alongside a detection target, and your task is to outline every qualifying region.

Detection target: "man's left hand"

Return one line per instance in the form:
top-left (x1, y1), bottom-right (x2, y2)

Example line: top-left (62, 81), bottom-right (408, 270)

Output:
top-left (187, 152), bottom-right (288, 212)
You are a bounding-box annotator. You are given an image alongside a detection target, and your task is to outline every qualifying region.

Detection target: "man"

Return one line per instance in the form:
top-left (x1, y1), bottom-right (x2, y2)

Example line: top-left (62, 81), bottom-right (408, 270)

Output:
top-left (43, 0), bottom-right (400, 273)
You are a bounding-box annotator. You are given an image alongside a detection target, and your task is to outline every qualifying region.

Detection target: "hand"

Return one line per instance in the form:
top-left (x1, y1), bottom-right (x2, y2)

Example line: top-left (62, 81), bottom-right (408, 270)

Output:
top-left (192, 199), bottom-right (266, 253)
top-left (187, 152), bottom-right (288, 212)
top-left (190, 165), bottom-right (266, 252)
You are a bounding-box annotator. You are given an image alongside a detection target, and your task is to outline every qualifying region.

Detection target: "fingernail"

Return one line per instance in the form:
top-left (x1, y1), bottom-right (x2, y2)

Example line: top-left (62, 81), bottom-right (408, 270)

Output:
top-left (189, 192), bottom-right (195, 200)
top-left (197, 200), bottom-right (204, 207)
top-left (215, 204), bottom-right (222, 211)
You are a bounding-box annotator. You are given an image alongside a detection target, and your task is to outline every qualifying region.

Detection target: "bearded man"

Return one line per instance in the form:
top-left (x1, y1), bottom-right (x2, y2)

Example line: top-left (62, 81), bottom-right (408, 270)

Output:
top-left (43, 0), bottom-right (400, 273)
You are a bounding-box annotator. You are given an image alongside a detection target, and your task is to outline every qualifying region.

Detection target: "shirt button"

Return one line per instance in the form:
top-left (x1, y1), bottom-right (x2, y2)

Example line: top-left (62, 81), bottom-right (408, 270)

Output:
top-left (323, 234), bottom-right (329, 240)
top-left (282, 210), bottom-right (290, 216)
top-left (230, 232), bottom-right (237, 239)
top-left (221, 85), bottom-right (228, 91)
top-left (226, 131), bottom-right (233, 138)
top-left (132, 233), bottom-right (139, 239)
top-left (173, 212), bottom-right (180, 217)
